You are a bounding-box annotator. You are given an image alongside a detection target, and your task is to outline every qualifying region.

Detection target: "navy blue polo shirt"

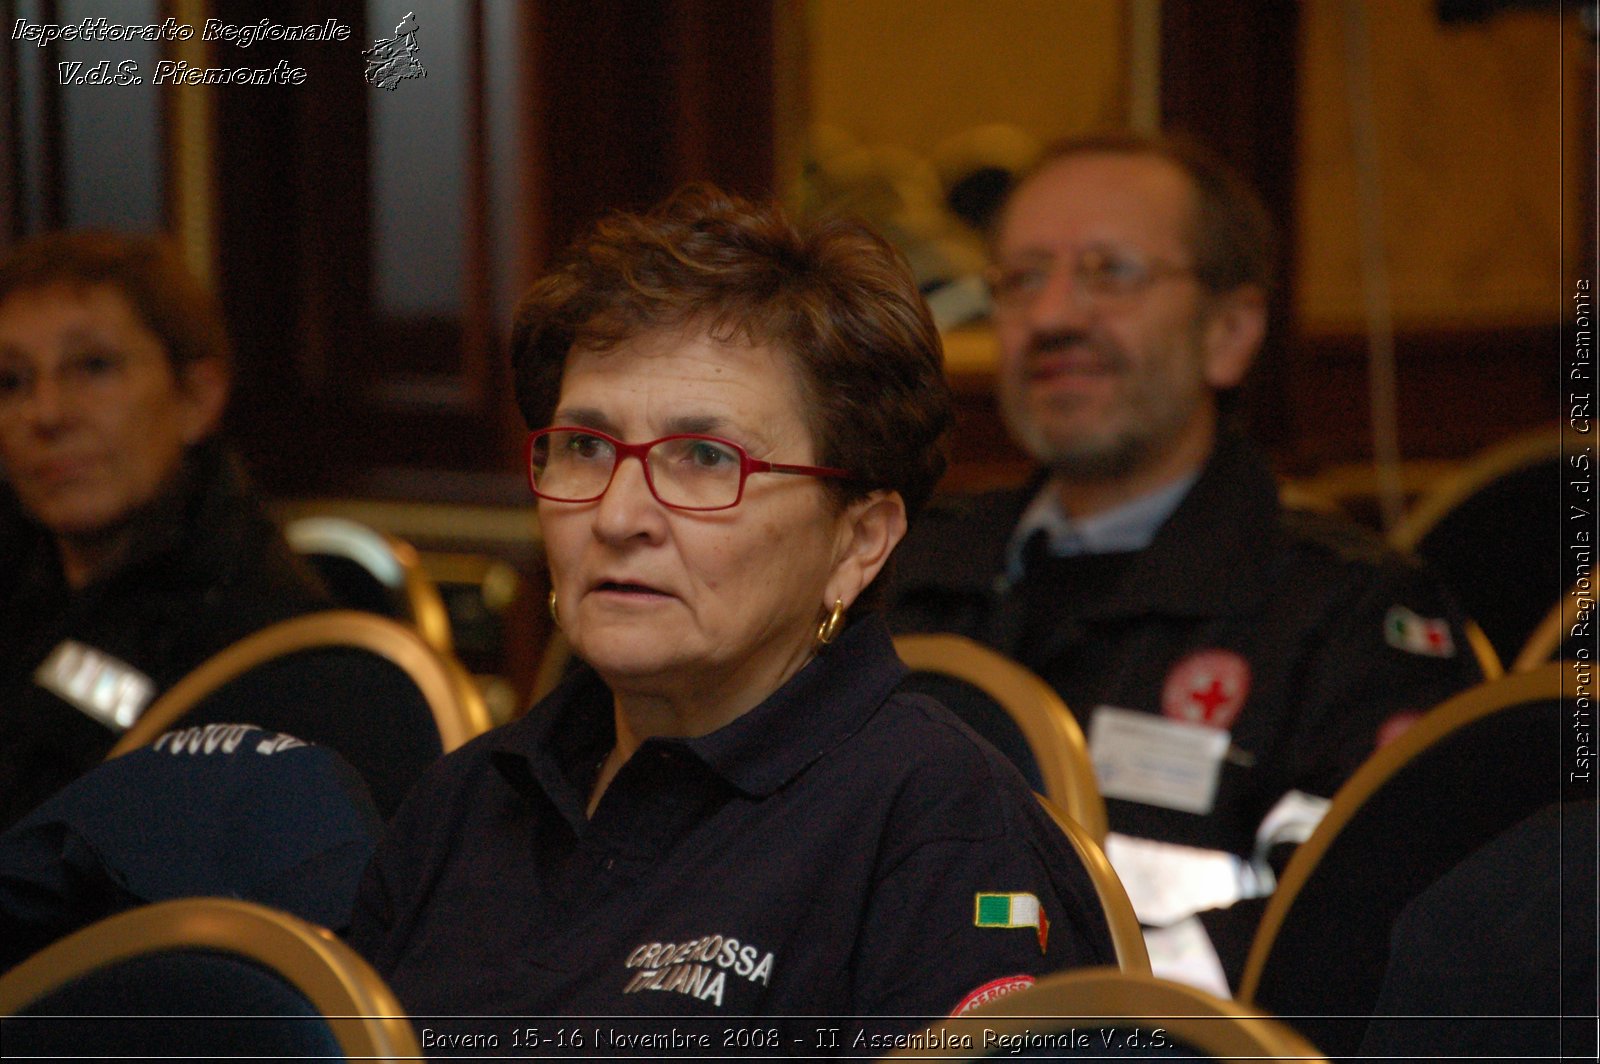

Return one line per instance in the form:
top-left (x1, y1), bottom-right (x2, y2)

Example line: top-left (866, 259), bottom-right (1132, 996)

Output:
top-left (349, 616), bottom-right (1114, 1052)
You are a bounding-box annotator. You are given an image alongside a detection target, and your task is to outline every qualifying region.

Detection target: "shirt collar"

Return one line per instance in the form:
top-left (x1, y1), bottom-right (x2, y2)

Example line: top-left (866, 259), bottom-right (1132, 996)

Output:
top-left (492, 614), bottom-right (908, 805)
top-left (687, 615), bottom-right (906, 795)
top-left (1005, 469), bottom-right (1199, 579)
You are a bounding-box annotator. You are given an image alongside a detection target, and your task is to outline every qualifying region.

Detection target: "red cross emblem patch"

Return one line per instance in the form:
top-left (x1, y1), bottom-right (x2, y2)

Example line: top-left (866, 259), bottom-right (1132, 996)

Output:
top-left (1161, 649), bottom-right (1252, 729)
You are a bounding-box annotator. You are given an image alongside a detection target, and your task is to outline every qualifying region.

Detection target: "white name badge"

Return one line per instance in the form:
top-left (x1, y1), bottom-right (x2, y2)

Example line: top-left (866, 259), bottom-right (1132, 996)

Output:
top-left (1088, 705), bottom-right (1229, 815)
top-left (33, 640), bottom-right (155, 732)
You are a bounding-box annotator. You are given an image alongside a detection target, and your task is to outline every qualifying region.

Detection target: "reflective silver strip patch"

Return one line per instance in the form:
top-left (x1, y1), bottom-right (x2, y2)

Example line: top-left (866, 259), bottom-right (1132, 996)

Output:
top-left (1106, 789), bottom-right (1333, 928)
top-left (33, 640), bottom-right (155, 732)
top-left (1104, 833), bottom-right (1276, 927)
top-left (1141, 916), bottom-right (1232, 998)
top-left (1252, 789), bottom-right (1333, 863)
top-left (151, 723), bottom-right (308, 757)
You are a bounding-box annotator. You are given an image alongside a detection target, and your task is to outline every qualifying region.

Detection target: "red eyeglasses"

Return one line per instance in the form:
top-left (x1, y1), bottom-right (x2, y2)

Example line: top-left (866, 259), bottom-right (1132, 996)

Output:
top-left (525, 427), bottom-right (850, 512)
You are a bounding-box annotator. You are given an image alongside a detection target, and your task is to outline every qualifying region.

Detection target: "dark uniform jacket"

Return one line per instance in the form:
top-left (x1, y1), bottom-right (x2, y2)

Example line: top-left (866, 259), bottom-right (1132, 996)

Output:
top-left (0, 441), bottom-right (331, 830)
top-left (0, 723), bottom-right (382, 973)
top-left (349, 617), bottom-right (1115, 1050)
top-left (887, 434), bottom-right (1484, 978)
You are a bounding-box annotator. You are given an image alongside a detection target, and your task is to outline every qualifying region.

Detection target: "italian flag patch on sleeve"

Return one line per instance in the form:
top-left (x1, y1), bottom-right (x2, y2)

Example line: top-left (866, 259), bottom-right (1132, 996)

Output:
top-left (974, 892), bottom-right (1049, 953)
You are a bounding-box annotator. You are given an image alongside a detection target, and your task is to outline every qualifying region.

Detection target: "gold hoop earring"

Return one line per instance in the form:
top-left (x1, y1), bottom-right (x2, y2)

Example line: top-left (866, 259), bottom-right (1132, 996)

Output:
top-left (548, 589), bottom-right (561, 629)
top-left (816, 599), bottom-right (845, 646)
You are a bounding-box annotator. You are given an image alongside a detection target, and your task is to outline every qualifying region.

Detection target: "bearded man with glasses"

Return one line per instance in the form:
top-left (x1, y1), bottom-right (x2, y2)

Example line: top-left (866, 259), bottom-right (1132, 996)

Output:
top-left (887, 131), bottom-right (1483, 994)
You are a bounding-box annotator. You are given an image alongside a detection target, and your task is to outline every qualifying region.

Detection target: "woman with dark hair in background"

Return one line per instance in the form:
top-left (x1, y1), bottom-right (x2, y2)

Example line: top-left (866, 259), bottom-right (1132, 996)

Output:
top-left (350, 186), bottom-right (1114, 1044)
top-left (0, 232), bottom-right (331, 831)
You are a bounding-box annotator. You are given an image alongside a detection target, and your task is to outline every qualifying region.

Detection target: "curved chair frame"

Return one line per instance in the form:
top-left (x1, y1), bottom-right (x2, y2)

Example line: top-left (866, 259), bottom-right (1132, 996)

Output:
top-left (1035, 796), bottom-right (1150, 974)
top-left (1275, 478), bottom-right (1348, 518)
top-left (894, 633), bottom-right (1107, 842)
top-left (1514, 579), bottom-right (1593, 672)
top-left (894, 965), bottom-right (1326, 1062)
top-left (0, 897), bottom-right (419, 1061)
top-left (1389, 426), bottom-right (1562, 553)
top-left (1463, 619), bottom-right (1505, 680)
top-left (286, 516), bottom-right (457, 656)
top-left (1280, 457), bottom-right (1458, 524)
top-left (1239, 660), bottom-right (1570, 1001)
top-left (109, 610), bottom-right (492, 758)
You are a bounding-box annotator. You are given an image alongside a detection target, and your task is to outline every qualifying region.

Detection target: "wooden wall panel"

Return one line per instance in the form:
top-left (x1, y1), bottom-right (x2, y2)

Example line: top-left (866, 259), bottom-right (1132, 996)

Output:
top-left (1296, 1), bottom-right (1583, 332)
top-left (530, 0), bottom-right (777, 257)
top-left (210, 0), bottom-right (778, 500)
top-left (807, 0), bottom-right (1125, 154)
top-left (1159, 0), bottom-right (1300, 454)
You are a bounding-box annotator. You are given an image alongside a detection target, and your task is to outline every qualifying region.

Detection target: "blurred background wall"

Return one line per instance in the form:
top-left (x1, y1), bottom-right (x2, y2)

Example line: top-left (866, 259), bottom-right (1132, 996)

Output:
top-left (5, 0), bottom-right (1589, 490)
top-left (4, 0), bottom-right (1594, 703)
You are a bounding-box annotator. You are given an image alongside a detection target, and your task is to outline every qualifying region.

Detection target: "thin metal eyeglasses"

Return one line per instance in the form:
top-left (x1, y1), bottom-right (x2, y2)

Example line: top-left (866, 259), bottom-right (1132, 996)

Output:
top-left (525, 427), bottom-right (851, 512)
top-left (986, 245), bottom-right (1195, 314)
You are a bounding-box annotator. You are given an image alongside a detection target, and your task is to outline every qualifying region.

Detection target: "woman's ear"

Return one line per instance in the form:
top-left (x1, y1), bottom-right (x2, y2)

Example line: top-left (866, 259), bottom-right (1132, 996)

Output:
top-left (176, 357), bottom-right (230, 445)
top-left (826, 490), bottom-right (908, 609)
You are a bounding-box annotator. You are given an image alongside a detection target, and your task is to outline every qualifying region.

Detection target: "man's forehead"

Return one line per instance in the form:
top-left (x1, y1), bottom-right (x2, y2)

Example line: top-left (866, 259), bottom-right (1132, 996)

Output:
top-left (995, 152), bottom-right (1197, 255)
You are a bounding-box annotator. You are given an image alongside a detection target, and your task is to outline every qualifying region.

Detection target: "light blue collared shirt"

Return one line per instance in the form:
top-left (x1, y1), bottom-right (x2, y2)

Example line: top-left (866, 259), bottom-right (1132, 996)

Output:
top-left (1003, 471), bottom-right (1200, 584)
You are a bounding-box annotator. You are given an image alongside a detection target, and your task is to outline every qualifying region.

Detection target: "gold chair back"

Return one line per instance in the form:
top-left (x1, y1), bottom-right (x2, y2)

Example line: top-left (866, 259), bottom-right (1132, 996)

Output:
top-left (895, 633), bottom-right (1107, 843)
top-left (286, 516), bottom-right (456, 656)
top-left (1463, 619), bottom-right (1505, 680)
top-left (1513, 579), bottom-right (1591, 672)
top-left (109, 610), bottom-right (492, 758)
top-left (0, 897), bottom-right (420, 1061)
top-left (1389, 426), bottom-right (1562, 552)
top-left (1035, 795), bottom-right (1150, 974)
top-left (1238, 661), bottom-right (1569, 1055)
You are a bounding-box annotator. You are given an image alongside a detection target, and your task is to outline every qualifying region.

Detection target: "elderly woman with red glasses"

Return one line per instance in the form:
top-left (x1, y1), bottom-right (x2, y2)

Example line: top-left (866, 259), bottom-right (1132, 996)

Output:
top-left (349, 186), bottom-right (1113, 1045)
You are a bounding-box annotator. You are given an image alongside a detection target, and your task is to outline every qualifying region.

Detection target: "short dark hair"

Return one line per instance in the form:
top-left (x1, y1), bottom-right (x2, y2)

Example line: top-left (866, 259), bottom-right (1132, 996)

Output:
top-left (511, 184), bottom-right (952, 526)
top-left (1003, 130), bottom-right (1278, 297)
top-left (0, 230), bottom-right (231, 375)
